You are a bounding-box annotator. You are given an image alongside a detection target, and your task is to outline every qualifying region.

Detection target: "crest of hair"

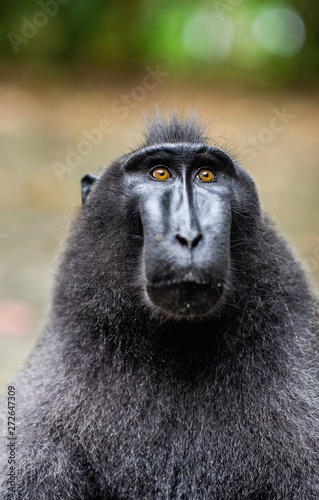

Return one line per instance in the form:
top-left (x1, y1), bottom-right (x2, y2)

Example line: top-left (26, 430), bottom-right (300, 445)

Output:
top-left (144, 109), bottom-right (208, 146)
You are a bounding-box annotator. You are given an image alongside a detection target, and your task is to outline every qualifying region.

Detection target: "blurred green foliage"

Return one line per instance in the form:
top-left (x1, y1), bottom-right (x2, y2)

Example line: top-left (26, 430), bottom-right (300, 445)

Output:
top-left (0, 0), bottom-right (318, 86)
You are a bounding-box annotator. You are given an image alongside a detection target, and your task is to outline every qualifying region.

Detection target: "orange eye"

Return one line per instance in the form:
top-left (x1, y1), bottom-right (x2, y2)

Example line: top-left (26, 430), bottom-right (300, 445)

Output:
top-left (151, 167), bottom-right (170, 180)
top-left (197, 169), bottom-right (214, 182)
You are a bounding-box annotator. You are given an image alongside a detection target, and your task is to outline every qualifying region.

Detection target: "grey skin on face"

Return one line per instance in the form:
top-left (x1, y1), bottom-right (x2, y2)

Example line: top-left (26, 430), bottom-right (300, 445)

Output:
top-left (123, 143), bottom-right (234, 318)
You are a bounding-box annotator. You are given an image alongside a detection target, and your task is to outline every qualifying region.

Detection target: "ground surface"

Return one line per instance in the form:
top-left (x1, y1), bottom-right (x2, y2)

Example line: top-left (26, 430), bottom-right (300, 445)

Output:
top-left (0, 78), bottom-right (318, 390)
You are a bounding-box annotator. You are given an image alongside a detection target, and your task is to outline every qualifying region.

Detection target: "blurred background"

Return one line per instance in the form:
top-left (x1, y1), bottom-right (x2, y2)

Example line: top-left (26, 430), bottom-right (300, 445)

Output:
top-left (0, 0), bottom-right (318, 390)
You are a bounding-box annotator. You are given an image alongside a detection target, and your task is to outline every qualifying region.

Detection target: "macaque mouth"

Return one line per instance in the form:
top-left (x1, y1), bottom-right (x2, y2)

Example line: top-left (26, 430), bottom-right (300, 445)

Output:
top-left (146, 277), bottom-right (224, 318)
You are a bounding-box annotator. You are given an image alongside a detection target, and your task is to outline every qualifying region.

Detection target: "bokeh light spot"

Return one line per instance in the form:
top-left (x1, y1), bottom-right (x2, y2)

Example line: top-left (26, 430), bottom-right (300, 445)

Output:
top-left (252, 7), bottom-right (306, 57)
top-left (183, 13), bottom-right (234, 64)
top-left (0, 301), bottom-right (35, 337)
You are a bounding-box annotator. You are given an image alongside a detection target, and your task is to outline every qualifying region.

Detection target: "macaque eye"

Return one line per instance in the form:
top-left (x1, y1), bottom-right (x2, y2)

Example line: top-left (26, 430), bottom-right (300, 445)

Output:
top-left (196, 168), bottom-right (215, 182)
top-left (151, 167), bottom-right (171, 180)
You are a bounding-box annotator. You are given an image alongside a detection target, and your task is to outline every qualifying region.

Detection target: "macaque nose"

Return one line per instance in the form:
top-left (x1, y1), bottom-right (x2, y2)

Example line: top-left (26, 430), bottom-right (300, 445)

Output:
top-left (175, 232), bottom-right (202, 250)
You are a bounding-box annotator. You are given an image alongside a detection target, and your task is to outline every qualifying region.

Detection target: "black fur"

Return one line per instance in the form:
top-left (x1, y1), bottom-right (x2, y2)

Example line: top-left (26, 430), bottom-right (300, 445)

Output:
top-left (1, 113), bottom-right (319, 499)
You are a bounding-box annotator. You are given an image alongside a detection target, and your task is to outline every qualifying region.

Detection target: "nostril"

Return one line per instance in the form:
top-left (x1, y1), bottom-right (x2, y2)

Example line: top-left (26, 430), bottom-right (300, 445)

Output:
top-left (176, 234), bottom-right (188, 247)
top-left (192, 234), bottom-right (202, 249)
top-left (176, 233), bottom-right (202, 250)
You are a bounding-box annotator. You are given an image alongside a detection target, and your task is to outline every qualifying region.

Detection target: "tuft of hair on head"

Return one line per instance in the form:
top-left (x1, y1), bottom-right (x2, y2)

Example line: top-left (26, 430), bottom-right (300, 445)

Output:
top-left (143, 109), bottom-right (208, 146)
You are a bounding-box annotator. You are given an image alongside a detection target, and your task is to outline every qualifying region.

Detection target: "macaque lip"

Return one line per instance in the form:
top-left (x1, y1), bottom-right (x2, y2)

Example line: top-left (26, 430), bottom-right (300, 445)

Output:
top-left (146, 280), bottom-right (223, 318)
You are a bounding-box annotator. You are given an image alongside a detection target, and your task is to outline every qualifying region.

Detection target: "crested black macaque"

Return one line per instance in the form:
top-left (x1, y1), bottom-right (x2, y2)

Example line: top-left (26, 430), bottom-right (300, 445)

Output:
top-left (1, 113), bottom-right (319, 499)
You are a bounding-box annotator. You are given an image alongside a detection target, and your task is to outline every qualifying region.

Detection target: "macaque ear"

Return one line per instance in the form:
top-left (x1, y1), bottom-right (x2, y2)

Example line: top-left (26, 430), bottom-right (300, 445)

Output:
top-left (81, 174), bottom-right (99, 205)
